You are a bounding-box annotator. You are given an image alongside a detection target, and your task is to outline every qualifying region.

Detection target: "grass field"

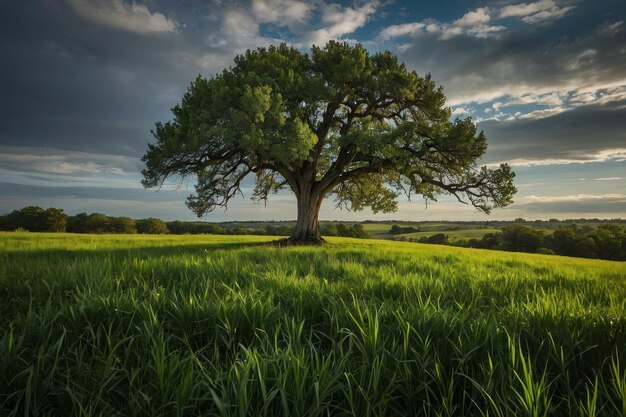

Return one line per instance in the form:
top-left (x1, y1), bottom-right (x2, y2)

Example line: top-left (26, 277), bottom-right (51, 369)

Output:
top-left (1, 232), bottom-right (625, 416)
top-left (359, 222), bottom-right (499, 241)
top-left (394, 229), bottom-right (499, 241)
top-left (360, 223), bottom-right (400, 234)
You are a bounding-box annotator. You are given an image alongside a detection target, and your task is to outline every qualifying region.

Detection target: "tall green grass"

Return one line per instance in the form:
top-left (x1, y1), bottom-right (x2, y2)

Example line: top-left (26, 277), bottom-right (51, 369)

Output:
top-left (1, 232), bottom-right (625, 416)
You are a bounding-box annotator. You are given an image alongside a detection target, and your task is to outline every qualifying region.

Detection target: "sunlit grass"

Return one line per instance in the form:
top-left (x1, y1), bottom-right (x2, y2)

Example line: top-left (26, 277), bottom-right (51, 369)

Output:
top-left (1, 232), bottom-right (625, 416)
top-left (393, 228), bottom-right (498, 241)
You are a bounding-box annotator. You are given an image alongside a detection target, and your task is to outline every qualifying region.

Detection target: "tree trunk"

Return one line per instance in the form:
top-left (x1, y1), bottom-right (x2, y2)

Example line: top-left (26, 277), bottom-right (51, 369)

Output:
top-left (288, 186), bottom-right (324, 244)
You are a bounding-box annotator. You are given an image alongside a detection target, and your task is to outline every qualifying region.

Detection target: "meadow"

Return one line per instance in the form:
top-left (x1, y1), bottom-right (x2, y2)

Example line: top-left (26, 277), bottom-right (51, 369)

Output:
top-left (384, 229), bottom-right (497, 242)
top-left (354, 222), bottom-right (498, 240)
top-left (1, 232), bottom-right (625, 416)
top-left (359, 222), bottom-right (491, 235)
top-left (354, 222), bottom-right (504, 243)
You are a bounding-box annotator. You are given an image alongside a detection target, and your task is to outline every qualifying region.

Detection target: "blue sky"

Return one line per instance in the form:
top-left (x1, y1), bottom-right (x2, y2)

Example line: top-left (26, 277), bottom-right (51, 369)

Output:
top-left (0, 0), bottom-right (625, 221)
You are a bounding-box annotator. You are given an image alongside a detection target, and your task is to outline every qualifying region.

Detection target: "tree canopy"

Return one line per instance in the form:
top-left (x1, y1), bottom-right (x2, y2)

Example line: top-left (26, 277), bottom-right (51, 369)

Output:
top-left (136, 218), bottom-right (170, 234)
top-left (142, 41), bottom-right (516, 242)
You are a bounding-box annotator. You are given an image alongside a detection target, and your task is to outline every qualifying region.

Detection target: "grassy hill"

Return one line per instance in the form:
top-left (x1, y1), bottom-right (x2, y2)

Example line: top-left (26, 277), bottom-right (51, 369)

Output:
top-left (1, 232), bottom-right (625, 416)
top-left (356, 222), bottom-right (499, 242)
top-left (394, 228), bottom-right (497, 240)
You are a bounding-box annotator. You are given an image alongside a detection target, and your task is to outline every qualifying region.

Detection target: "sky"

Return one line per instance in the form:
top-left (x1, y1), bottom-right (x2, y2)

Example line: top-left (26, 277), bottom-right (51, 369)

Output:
top-left (1, 0), bottom-right (625, 222)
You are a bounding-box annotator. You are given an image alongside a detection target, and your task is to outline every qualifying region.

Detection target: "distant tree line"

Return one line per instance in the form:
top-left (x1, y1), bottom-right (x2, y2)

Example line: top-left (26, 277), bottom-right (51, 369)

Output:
top-left (322, 223), bottom-right (368, 238)
top-left (0, 206), bottom-right (171, 235)
top-left (0, 206), bottom-right (68, 232)
top-left (395, 233), bottom-right (449, 245)
top-left (163, 220), bottom-right (367, 237)
top-left (0, 206), bottom-right (368, 239)
top-left (466, 224), bottom-right (626, 261)
top-left (395, 224), bottom-right (626, 261)
top-left (3, 206), bottom-right (624, 260)
top-left (364, 217), bottom-right (626, 229)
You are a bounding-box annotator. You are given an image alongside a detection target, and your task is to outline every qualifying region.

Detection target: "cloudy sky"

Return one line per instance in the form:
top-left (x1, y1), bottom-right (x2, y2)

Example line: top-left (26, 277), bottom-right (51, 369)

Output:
top-left (1, 0), bottom-right (625, 221)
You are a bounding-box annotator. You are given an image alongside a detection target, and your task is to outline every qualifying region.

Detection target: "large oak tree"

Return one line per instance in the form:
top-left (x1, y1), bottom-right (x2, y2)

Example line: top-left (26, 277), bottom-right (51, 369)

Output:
top-left (142, 42), bottom-right (516, 243)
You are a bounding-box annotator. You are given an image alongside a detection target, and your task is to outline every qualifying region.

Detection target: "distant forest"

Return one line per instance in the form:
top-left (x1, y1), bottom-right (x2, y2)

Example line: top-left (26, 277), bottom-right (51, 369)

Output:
top-left (395, 224), bottom-right (626, 261)
top-left (0, 206), bottom-right (368, 238)
top-left (1, 206), bottom-right (625, 261)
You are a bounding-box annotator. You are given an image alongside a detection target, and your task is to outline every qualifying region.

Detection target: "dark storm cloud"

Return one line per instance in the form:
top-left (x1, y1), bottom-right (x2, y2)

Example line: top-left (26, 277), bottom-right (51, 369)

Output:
top-left (0, 181), bottom-right (180, 203)
top-left (479, 97), bottom-right (626, 164)
top-left (0, 1), bottom-right (224, 157)
top-left (0, 0), bottom-right (385, 157)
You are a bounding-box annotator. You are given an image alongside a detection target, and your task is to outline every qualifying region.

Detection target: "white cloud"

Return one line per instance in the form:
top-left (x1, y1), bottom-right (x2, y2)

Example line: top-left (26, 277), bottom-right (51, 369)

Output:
top-left (500, 0), bottom-right (554, 18)
top-left (515, 106), bottom-right (568, 120)
top-left (108, 167), bottom-right (127, 175)
top-left (533, 92), bottom-right (565, 106)
top-left (520, 193), bottom-right (626, 203)
top-left (455, 7), bottom-right (491, 28)
top-left (379, 1), bottom-right (574, 43)
top-left (499, 0), bottom-right (574, 24)
top-left (222, 9), bottom-right (262, 46)
top-left (378, 7), bottom-right (504, 42)
top-left (69, 0), bottom-right (178, 33)
top-left (451, 107), bottom-right (468, 116)
top-left (591, 86), bottom-right (626, 106)
top-left (447, 77), bottom-right (626, 107)
top-left (486, 92), bottom-right (566, 112)
top-left (252, 0), bottom-right (312, 27)
top-left (490, 148), bottom-right (626, 167)
top-left (569, 92), bottom-right (597, 104)
top-left (197, 0), bottom-right (381, 70)
top-left (579, 177), bottom-right (624, 181)
top-left (6, 159), bottom-right (103, 175)
top-left (308, 1), bottom-right (379, 45)
top-left (450, 7), bottom-right (505, 38)
top-left (567, 86), bottom-right (626, 107)
top-left (379, 22), bottom-right (424, 40)
top-left (197, 8), bottom-right (279, 72)
top-left (522, 6), bottom-right (574, 24)
top-left (0, 146), bottom-right (138, 177)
